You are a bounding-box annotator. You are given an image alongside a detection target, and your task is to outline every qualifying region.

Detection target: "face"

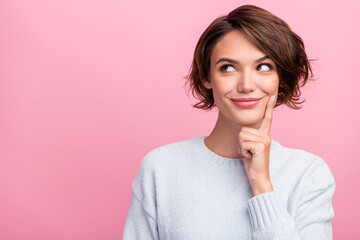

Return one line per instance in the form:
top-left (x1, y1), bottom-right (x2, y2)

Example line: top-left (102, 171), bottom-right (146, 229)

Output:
top-left (203, 29), bottom-right (279, 127)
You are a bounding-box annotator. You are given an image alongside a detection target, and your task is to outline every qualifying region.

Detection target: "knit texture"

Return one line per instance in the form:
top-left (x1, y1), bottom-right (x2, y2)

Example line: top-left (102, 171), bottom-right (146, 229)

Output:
top-left (123, 136), bottom-right (335, 239)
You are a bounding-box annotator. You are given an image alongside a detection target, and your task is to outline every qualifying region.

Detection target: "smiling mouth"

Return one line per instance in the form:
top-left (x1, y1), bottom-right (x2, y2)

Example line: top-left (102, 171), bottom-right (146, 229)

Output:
top-left (231, 97), bottom-right (262, 108)
top-left (231, 96), bottom-right (264, 102)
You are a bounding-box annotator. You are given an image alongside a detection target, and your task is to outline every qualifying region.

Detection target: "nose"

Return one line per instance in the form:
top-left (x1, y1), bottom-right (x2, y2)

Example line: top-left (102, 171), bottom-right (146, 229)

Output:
top-left (237, 69), bottom-right (256, 93)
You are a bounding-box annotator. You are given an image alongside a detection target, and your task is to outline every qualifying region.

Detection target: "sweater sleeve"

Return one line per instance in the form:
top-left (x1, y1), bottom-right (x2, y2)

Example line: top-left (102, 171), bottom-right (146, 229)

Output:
top-left (247, 157), bottom-right (335, 239)
top-left (122, 155), bottom-right (160, 240)
top-left (122, 190), bottom-right (159, 240)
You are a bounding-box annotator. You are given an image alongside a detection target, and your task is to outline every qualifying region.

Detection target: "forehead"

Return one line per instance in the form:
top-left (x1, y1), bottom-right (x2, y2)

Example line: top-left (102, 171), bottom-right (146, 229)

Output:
top-left (211, 30), bottom-right (266, 64)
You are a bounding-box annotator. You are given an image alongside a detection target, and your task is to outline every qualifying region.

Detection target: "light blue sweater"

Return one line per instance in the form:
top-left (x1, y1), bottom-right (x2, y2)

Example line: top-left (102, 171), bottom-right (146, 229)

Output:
top-left (123, 136), bottom-right (335, 239)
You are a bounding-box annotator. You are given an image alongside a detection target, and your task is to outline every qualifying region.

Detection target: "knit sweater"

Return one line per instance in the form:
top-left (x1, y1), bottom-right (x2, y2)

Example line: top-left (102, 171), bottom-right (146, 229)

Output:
top-left (122, 136), bottom-right (335, 239)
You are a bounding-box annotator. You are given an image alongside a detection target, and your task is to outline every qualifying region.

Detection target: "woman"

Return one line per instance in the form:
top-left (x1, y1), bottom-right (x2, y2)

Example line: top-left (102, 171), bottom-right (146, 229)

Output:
top-left (123, 4), bottom-right (335, 240)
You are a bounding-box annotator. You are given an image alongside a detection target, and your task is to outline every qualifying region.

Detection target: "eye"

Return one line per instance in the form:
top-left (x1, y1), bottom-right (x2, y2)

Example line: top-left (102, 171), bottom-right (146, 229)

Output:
top-left (257, 63), bottom-right (273, 72)
top-left (220, 64), bottom-right (236, 72)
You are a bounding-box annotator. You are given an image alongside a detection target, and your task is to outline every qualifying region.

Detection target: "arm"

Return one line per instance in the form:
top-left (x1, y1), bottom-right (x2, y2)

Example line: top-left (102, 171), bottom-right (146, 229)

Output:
top-left (122, 190), bottom-right (159, 240)
top-left (247, 158), bottom-right (336, 239)
top-left (123, 156), bottom-right (160, 240)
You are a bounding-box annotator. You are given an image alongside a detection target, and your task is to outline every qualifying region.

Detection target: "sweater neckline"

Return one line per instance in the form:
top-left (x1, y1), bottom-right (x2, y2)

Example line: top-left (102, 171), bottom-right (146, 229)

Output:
top-left (195, 136), bottom-right (244, 170)
top-left (194, 136), bottom-right (279, 171)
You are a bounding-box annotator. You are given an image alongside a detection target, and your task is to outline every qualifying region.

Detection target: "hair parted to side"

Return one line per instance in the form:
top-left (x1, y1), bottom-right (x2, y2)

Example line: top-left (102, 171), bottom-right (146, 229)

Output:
top-left (183, 4), bottom-right (316, 111)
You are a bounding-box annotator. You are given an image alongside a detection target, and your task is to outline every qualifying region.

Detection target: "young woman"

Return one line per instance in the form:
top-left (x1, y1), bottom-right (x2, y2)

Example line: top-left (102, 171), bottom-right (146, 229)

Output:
top-left (123, 4), bottom-right (335, 239)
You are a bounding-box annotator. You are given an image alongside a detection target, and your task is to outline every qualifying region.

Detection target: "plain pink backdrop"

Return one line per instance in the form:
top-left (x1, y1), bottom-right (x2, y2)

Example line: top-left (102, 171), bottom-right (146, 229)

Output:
top-left (1, 0), bottom-right (359, 239)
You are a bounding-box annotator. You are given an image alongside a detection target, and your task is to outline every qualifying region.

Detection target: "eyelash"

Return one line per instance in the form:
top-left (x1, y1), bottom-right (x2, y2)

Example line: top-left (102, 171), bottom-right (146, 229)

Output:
top-left (220, 63), bottom-right (273, 72)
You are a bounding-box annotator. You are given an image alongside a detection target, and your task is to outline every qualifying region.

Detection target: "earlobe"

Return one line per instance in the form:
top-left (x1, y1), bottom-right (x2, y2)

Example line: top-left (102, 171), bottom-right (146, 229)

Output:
top-left (203, 80), bottom-right (212, 89)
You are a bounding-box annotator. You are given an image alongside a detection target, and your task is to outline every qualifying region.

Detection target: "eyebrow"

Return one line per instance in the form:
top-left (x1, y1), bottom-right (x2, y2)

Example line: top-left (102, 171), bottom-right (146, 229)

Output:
top-left (215, 55), bottom-right (270, 66)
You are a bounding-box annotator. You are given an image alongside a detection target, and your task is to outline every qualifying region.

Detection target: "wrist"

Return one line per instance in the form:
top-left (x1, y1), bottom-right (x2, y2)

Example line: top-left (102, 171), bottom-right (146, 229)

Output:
top-left (251, 180), bottom-right (273, 196)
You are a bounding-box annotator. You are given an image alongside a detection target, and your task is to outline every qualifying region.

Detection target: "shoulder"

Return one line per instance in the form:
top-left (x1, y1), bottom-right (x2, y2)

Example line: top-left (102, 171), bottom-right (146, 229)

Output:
top-left (131, 136), bottom-right (201, 194)
top-left (137, 136), bottom-right (201, 173)
top-left (271, 139), bottom-right (335, 185)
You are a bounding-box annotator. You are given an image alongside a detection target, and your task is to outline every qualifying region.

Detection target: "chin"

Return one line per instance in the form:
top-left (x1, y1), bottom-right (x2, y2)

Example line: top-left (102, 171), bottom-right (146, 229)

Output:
top-left (234, 116), bottom-right (261, 126)
top-left (225, 110), bottom-right (263, 126)
top-left (217, 102), bottom-right (266, 125)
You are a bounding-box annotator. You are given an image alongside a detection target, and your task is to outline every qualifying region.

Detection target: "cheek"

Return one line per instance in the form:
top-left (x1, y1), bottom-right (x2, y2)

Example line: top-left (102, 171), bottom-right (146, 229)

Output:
top-left (263, 77), bottom-right (279, 94)
top-left (212, 78), bottom-right (234, 93)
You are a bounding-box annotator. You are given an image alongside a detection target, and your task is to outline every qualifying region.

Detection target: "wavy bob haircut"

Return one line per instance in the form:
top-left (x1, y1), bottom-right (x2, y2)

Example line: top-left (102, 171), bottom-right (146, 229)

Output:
top-left (184, 4), bottom-right (316, 111)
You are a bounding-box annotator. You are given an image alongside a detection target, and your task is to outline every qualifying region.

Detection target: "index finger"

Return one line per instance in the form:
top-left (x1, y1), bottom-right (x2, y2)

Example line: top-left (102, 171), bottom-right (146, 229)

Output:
top-left (259, 95), bottom-right (276, 134)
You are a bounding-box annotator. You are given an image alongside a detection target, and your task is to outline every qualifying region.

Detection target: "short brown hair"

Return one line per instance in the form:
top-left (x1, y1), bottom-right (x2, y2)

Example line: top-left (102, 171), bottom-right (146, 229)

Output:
top-left (184, 4), bottom-right (316, 111)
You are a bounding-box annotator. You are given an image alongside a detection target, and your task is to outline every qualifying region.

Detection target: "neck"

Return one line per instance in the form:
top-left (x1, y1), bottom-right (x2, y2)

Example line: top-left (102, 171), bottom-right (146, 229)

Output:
top-left (205, 111), bottom-right (262, 159)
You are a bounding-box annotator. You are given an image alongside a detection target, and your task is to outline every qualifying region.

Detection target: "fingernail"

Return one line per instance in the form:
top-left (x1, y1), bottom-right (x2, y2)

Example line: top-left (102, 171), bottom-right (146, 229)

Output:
top-left (238, 146), bottom-right (241, 154)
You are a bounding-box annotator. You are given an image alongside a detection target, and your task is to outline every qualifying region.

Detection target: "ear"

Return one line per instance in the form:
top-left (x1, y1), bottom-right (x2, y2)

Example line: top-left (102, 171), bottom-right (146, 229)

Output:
top-left (203, 79), bottom-right (212, 89)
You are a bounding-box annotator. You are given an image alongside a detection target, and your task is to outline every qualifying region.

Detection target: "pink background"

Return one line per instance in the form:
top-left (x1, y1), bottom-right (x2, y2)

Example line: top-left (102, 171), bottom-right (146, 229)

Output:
top-left (0, 0), bottom-right (359, 239)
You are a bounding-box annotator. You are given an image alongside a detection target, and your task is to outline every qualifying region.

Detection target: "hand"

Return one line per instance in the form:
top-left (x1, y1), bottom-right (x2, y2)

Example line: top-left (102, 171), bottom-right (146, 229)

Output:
top-left (238, 95), bottom-right (276, 196)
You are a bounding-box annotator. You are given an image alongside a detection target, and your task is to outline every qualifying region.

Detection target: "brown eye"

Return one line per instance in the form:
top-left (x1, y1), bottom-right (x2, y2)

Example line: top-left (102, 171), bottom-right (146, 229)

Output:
top-left (220, 64), bottom-right (236, 72)
top-left (257, 63), bottom-right (273, 72)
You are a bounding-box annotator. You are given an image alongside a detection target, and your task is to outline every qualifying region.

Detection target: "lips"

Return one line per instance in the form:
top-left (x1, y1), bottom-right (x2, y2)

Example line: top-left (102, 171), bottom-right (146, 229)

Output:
top-left (231, 97), bottom-right (263, 102)
top-left (231, 97), bottom-right (263, 108)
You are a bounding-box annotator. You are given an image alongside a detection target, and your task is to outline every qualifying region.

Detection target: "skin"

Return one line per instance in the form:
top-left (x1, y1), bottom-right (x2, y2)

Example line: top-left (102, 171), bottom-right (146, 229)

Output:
top-left (203, 29), bottom-right (279, 196)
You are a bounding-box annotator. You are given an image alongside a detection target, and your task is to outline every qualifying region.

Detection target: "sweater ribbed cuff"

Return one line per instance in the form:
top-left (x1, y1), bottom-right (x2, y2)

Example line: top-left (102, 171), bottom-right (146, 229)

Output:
top-left (247, 191), bottom-right (288, 232)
